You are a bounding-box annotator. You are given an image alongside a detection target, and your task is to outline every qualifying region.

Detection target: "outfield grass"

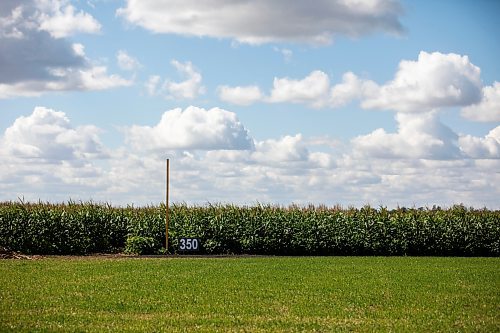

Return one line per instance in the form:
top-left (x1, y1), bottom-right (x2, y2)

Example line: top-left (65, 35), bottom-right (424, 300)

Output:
top-left (0, 257), bottom-right (498, 332)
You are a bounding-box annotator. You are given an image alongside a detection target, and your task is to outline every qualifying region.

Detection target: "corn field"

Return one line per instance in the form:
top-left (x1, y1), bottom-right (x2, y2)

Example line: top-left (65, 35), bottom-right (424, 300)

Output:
top-left (0, 201), bottom-right (498, 256)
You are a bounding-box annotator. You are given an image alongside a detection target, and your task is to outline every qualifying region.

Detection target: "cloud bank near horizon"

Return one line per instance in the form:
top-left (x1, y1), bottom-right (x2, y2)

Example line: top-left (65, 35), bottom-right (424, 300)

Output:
top-left (1, 103), bottom-right (498, 208)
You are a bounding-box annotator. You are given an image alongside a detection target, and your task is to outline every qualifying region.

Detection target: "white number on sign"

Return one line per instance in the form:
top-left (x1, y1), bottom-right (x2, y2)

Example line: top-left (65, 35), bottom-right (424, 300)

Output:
top-left (179, 238), bottom-right (200, 251)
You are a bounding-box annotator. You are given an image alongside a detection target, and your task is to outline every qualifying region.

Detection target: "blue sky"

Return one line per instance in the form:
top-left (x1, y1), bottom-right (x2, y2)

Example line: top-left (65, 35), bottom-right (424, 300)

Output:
top-left (0, 0), bottom-right (499, 208)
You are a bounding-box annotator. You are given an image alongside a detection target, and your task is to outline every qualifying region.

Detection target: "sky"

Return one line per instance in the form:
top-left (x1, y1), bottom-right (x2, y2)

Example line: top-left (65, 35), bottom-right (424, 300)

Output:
top-left (0, 0), bottom-right (499, 208)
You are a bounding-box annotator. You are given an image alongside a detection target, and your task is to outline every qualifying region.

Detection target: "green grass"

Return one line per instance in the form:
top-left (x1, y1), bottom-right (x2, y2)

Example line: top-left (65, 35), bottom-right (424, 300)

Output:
top-left (1, 257), bottom-right (499, 332)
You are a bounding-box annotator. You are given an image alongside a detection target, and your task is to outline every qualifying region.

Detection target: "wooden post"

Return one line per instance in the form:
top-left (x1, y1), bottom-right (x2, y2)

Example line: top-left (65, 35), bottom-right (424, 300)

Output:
top-left (166, 158), bottom-right (169, 252)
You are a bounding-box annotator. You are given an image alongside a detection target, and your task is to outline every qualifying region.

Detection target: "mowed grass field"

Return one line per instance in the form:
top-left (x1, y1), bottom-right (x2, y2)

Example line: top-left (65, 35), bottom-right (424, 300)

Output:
top-left (0, 257), bottom-right (498, 332)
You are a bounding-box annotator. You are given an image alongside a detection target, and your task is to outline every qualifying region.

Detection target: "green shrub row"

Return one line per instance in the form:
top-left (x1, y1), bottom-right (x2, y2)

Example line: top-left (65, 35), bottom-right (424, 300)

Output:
top-left (0, 202), bottom-right (498, 256)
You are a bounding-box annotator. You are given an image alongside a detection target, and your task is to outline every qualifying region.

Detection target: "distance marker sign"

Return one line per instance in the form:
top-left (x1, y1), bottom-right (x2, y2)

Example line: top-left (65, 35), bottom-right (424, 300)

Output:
top-left (178, 238), bottom-right (201, 252)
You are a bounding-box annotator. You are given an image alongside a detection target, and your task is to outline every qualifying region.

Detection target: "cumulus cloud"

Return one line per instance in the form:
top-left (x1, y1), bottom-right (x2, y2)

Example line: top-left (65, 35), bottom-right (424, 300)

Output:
top-left (125, 106), bottom-right (254, 151)
top-left (352, 111), bottom-right (500, 161)
top-left (218, 85), bottom-right (263, 106)
top-left (0, 106), bottom-right (106, 162)
top-left (361, 51), bottom-right (483, 112)
top-left (253, 134), bottom-right (309, 164)
top-left (1, 105), bottom-right (499, 208)
top-left (1, 0), bottom-right (101, 39)
top-left (36, 0), bottom-right (101, 38)
top-left (461, 82), bottom-right (500, 122)
top-left (329, 71), bottom-right (377, 107)
top-left (163, 60), bottom-right (205, 99)
top-left (0, 106), bottom-right (109, 202)
top-left (117, 0), bottom-right (404, 45)
top-left (352, 112), bottom-right (461, 159)
top-left (269, 70), bottom-right (331, 107)
top-left (77, 66), bottom-right (132, 90)
top-left (0, 64), bottom-right (132, 98)
top-left (0, 0), bottom-right (129, 98)
top-left (219, 70), bottom-right (377, 108)
top-left (145, 60), bottom-right (204, 99)
top-left (459, 126), bottom-right (500, 159)
top-left (347, 52), bottom-right (499, 161)
top-left (117, 50), bottom-right (141, 71)
top-left (340, 52), bottom-right (493, 116)
top-left (217, 52), bottom-right (490, 113)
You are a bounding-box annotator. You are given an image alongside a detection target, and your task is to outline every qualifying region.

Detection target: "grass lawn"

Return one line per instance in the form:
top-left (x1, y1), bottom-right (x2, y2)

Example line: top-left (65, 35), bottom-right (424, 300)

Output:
top-left (0, 256), bottom-right (498, 332)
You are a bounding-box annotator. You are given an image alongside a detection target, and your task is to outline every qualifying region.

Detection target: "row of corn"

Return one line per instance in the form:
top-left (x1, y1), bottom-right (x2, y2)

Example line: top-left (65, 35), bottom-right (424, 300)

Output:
top-left (0, 201), bottom-right (498, 256)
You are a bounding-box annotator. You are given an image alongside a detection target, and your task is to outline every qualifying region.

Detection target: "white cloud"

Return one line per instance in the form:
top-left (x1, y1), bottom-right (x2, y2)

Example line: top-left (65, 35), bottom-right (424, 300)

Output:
top-left (361, 51), bottom-right (483, 112)
top-left (145, 75), bottom-right (161, 96)
top-left (218, 85), bottom-right (263, 106)
top-left (329, 72), bottom-right (377, 107)
top-left (1, 1), bottom-right (100, 40)
top-left (274, 47), bottom-right (293, 63)
top-left (461, 82), bottom-right (500, 122)
top-left (352, 112), bottom-right (461, 159)
top-left (1, 106), bottom-right (106, 162)
top-left (1, 105), bottom-right (499, 208)
top-left (163, 60), bottom-right (205, 99)
top-left (125, 106), bottom-right (254, 151)
top-left (0, 0), bottom-right (129, 98)
top-left (218, 70), bottom-right (376, 108)
top-left (0, 5), bottom-right (25, 38)
top-left (346, 52), bottom-right (498, 162)
top-left (216, 52), bottom-right (490, 113)
top-left (268, 70), bottom-right (330, 108)
top-left (253, 134), bottom-right (309, 164)
top-left (72, 43), bottom-right (85, 57)
top-left (36, 0), bottom-right (101, 38)
top-left (117, 50), bottom-right (141, 71)
top-left (352, 111), bottom-right (500, 161)
top-left (0, 65), bottom-right (132, 98)
top-left (0, 11), bottom-right (85, 84)
top-left (78, 66), bottom-right (132, 90)
top-left (459, 126), bottom-right (500, 159)
top-left (117, 0), bottom-right (404, 45)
